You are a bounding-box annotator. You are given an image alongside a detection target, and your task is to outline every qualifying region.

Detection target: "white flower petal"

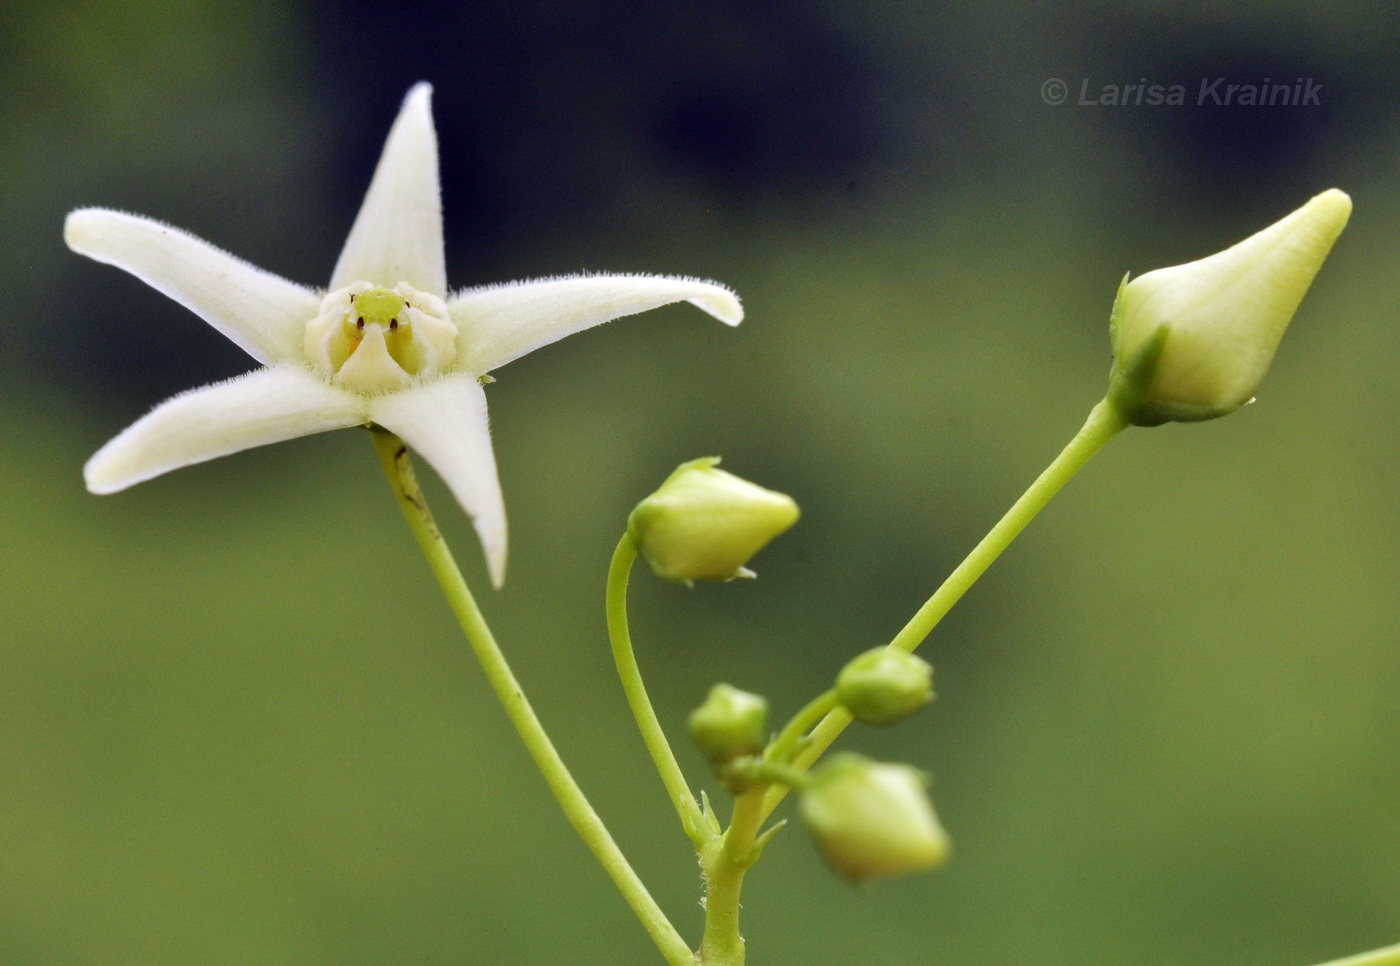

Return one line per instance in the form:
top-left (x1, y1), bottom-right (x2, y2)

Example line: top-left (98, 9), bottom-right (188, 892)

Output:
top-left (65, 208), bottom-right (319, 366)
top-left (368, 373), bottom-right (507, 587)
top-left (330, 83), bottom-right (447, 297)
top-left (85, 365), bottom-right (366, 494)
top-left (449, 273), bottom-right (744, 374)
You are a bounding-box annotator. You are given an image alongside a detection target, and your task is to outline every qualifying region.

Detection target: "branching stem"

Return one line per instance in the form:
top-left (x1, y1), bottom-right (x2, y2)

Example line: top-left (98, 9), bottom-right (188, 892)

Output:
top-left (760, 398), bottom-right (1128, 823)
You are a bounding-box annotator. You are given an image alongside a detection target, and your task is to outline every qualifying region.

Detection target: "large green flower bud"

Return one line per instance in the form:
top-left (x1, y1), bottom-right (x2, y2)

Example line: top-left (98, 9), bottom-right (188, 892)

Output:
top-left (1109, 189), bottom-right (1351, 426)
top-left (628, 457), bottom-right (799, 583)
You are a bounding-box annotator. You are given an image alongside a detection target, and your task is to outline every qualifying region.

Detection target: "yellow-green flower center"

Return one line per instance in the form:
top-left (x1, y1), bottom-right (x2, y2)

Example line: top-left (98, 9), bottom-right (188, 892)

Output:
top-left (304, 282), bottom-right (457, 393)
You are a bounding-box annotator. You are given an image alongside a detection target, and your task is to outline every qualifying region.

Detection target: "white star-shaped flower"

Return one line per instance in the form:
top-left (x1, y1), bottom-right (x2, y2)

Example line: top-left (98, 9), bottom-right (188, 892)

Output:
top-left (67, 83), bottom-right (742, 587)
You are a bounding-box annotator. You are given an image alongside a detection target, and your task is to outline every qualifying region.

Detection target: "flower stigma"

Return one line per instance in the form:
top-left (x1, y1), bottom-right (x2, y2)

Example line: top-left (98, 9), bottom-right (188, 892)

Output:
top-left (304, 281), bottom-right (457, 393)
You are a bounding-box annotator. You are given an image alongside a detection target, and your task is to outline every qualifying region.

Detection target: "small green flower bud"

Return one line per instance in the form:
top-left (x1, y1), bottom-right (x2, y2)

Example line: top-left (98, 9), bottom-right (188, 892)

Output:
top-left (628, 457), bottom-right (799, 583)
top-left (836, 647), bottom-right (933, 725)
top-left (1109, 188), bottom-right (1351, 426)
top-left (800, 753), bottom-right (950, 883)
top-left (689, 683), bottom-right (769, 764)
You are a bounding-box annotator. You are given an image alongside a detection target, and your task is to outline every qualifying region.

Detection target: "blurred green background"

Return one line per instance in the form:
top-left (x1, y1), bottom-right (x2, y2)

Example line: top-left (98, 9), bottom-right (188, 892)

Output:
top-left (4, 1), bottom-right (1400, 963)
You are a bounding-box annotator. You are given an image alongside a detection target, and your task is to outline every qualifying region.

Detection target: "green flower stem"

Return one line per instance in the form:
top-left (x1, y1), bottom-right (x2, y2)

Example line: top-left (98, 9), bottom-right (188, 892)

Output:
top-left (760, 398), bottom-right (1128, 822)
top-left (1312, 944), bottom-right (1400, 966)
top-left (698, 789), bottom-right (767, 966)
top-left (371, 430), bottom-right (693, 966)
top-left (723, 758), bottom-right (809, 792)
top-left (607, 536), bottom-right (706, 842)
top-left (889, 397), bottom-right (1129, 654)
top-left (766, 690), bottom-right (839, 765)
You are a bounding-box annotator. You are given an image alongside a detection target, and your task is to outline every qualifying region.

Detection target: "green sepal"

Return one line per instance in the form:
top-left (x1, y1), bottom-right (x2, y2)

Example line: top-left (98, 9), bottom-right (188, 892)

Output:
top-left (1106, 271), bottom-right (1131, 357)
top-left (1131, 398), bottom-right (1243, 426)
top-left (658, 455), bottom-right (720, 488)
top-left (682, 795), bottom-right (713, 849)
top-left (1108, 323), bottom-right (1242, 426)
top-left (699, 790), bottom-right (723, 837)
top-left (739, 819), bottom-right (788, 869)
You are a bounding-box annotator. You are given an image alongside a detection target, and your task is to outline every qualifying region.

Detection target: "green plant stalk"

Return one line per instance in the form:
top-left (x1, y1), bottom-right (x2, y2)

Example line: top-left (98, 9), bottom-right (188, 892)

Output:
top-left (724, 758), bottom-right (809, 791)
top-left (698, 788), bottom-right (767, 966)
top-left (607, 536), bottom-right (707, 843)
top-left (1312, 944), bottom-right (1400, 966)
top-left (766, 690), bottom-right (839, 765)
top-left (371, 430), bottom-right (693, 966)
top-left (760, 397), bottom-right (1128, 822)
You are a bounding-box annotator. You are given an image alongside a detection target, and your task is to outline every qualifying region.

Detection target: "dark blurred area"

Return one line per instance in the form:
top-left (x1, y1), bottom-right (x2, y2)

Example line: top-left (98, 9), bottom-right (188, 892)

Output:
top-left (5, 2), bottom-right (1400, 964)
top-left (314, 0), bottom-right (888, 231)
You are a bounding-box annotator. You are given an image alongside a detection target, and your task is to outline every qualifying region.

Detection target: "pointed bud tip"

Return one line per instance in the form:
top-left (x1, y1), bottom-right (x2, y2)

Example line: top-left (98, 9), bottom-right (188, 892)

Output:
top-left (1284, 188), bottom-right (1351, 254)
